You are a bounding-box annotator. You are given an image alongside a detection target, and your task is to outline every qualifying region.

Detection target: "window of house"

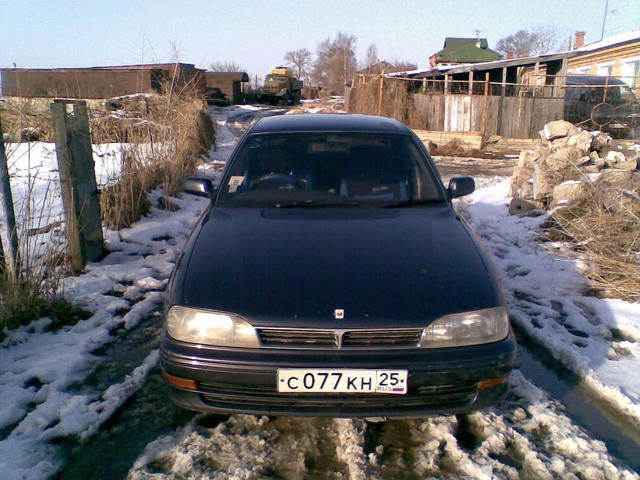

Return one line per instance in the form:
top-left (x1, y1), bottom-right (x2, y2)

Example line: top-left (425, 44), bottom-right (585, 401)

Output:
top-left (573, 66), bottom-right (591, 75)
top-left (597, 62), bottom-right (614, 76)
top-left (621, 57), bottom-right (640, 88)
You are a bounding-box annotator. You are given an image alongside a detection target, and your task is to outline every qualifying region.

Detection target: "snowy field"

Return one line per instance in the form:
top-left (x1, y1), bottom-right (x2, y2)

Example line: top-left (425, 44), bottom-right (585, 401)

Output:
top-left (0, 105), bottom-right (638, 478)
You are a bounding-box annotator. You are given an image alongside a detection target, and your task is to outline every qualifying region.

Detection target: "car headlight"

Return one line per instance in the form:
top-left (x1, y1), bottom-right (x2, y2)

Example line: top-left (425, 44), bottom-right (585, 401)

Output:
top-left (166, 306), bottom-right (260, 348)
top-left (419, 306), bottom-right (509, 348)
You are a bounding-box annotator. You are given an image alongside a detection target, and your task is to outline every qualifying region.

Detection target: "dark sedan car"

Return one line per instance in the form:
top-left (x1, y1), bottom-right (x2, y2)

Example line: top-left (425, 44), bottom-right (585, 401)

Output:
top-left (161, 113), bottom-right (516, 417)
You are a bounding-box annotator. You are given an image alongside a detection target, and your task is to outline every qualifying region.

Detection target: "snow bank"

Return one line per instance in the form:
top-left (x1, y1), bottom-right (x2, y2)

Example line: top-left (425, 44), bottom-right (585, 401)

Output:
top-left (462, 179), bottom-right (640, 425)
top-left (0, 188), bottom-right (209, 479)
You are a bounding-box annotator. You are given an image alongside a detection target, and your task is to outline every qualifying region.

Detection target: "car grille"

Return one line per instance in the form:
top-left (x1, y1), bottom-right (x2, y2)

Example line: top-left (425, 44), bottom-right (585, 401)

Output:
top-left (342, 329), bottom-right (423, 347)
top-left (257, 328), bottom-right (337, 347)
top-left (256, 327), bottom-right (423, 349)
top-left (198, 381), bottom-right (479, 411)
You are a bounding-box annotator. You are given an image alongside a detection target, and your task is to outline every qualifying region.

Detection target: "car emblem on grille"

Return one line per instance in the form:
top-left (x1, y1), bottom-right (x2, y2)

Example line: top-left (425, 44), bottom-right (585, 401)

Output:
top-left (334, 309), bottom-right (345, 320)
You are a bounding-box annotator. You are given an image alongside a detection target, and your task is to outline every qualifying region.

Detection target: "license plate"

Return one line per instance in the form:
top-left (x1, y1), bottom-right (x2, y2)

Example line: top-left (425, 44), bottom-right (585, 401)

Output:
top-left (277, 369), bottom-right (408, 394)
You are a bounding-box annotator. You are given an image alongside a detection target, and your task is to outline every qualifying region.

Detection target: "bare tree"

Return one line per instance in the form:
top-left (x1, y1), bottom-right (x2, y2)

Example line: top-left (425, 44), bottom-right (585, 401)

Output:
top-left (284, 48), bottom-right (312, 79)
top-left (532, 25), bottom-right (571, 54)
top-left (312, 32), bottom-right (357, 94)
top-left (496, 25), bottom-right (570, 57)
top-left (365, 44), bottom-right (379, 68)
top-left (210, 61), bottom-right (245, 72)
top-left (495, 29), bottom-right (538, 57)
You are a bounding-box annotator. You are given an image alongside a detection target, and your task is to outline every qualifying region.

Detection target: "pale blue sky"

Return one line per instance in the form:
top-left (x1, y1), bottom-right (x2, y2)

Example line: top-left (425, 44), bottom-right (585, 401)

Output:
top-left (1, 0), bottom-right (638, 77)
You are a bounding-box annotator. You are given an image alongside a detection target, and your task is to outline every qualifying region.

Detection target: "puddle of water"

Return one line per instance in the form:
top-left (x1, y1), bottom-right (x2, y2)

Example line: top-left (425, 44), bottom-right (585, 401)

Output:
top-left (517, 333), bottom-right (640, 472)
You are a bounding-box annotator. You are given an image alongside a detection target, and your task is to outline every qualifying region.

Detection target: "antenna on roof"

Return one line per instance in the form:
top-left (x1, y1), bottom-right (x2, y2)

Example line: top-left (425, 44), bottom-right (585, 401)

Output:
top-left (473, 29), bottom-right (485, 39)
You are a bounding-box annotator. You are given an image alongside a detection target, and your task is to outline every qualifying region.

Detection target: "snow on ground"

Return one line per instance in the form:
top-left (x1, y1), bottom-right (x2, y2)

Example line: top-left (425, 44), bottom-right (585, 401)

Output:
top-left (0, 187), bottom-right (209, 479)
top-left (2, 106), bottom-right (639, 479)
top-left (459, 179), bottom-right (640, 427)
top-left (0, 105), bottom-right (244, 479)
top-left (5, 142), bottom-right (143, 224)
top-left (128, 372), bottom-right (637, 479)
top-left (3, 142), bottom-right (159, 265)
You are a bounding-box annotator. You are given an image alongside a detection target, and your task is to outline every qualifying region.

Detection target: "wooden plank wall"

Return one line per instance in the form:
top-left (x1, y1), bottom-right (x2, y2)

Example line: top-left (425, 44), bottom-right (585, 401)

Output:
top-left (346, 78), bottom-right (567, 139)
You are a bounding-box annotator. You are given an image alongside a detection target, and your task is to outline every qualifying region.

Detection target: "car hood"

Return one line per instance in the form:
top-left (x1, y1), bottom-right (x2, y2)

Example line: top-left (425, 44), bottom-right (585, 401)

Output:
top-left (174, 206), bottom-right (502, 328)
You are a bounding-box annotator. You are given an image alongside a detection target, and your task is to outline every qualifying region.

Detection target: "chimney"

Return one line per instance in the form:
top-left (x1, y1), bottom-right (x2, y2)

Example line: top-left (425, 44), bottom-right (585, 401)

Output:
top-left (506, 51), bottom-right (515, 59)
top-left (476, 40), bottom-right (482, 48)
top-left (575, 31), bottom-right (586, 49)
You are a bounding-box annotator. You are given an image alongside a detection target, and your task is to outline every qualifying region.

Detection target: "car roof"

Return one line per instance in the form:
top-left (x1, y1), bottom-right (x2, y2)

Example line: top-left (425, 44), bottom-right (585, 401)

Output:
top-left (566, 74), bottom-right (627, 86)
top-left (250, 113), bottom-right (410, 134)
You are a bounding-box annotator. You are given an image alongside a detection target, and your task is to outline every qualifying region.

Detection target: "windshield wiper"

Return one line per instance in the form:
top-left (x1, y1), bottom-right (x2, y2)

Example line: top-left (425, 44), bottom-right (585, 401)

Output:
top-left (383, 199), bottom-right (444, 208)
top-left (273, 199), bottom-right (358, 208)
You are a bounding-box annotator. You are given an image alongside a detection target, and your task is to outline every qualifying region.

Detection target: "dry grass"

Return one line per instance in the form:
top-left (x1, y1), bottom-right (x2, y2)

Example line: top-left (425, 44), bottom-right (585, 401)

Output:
top-left (93, 83), bottom-right (214, 229)
top-left (547, 171), bottom-right (640, 301)
top-left (0, 133), bottom-right (88, 335)
top-left (0, 69), bottom-right (215, 332)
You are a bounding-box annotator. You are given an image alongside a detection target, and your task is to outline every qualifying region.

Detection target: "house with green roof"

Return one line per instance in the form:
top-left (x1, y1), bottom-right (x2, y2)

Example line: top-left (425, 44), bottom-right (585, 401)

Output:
top-left (429, 37), bottom-right (502, 68)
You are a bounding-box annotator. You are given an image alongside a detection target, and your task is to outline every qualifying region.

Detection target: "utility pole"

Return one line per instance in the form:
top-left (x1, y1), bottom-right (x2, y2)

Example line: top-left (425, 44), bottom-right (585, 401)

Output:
top-left (0, 114), bottom-right (21, 276)
top-left (600, 0), bottom-right (609, 41)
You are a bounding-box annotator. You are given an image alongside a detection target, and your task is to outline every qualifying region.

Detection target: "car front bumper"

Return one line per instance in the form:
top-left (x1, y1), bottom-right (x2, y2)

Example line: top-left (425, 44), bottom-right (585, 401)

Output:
top-left (160, 331), bottom-right (517, 418)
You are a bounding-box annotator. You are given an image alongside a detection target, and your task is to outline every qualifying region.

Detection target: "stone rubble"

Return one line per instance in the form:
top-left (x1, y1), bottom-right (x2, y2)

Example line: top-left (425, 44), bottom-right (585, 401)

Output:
top-left (509, 120), bottom-right (639, 215)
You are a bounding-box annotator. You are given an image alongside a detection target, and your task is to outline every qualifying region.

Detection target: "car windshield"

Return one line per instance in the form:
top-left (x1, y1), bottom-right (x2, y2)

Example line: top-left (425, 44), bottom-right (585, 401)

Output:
top-left (216, 132), bottom-right (443, 207)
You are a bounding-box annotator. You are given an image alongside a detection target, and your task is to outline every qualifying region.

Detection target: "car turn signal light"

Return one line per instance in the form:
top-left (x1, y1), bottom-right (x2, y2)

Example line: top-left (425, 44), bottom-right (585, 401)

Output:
top-left (477, 376), bottom-right (509, 390)
top-left (163, 371), bottom-right (198, 390)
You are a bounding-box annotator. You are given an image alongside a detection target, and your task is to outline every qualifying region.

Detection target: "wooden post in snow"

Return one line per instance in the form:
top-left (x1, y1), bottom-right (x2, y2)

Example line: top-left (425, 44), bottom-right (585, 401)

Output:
top-left (377, 71), bottom-right (385, 116)
top-left (51, 100), bottom-right (104, 273)
top-left (0, 114), bottom-right (21, 276)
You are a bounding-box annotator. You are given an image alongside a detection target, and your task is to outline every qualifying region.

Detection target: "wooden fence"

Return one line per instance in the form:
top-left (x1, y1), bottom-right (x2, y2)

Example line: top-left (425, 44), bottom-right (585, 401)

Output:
top-left (346, 76), bottom-right (570, 140)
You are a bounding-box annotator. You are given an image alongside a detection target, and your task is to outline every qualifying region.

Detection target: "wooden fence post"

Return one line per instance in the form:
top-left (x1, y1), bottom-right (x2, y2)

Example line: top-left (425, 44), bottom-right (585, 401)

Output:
top-left (481, 72), bottom-right (490, 149)
top-left (51, 100), bottom-right (104, 273)
top-left (0, 114), bottom-right (21, 276)
top-left (497, 66), bottom-right (507, 135)
top-left (377, 71), bottom-right (385, 116)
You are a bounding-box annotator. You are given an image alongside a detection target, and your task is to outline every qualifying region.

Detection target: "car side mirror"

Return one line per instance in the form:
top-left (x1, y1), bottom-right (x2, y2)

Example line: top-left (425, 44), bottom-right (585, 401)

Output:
top-left (184, 176), bottom-right (214, 199)
top-left (448, 177), bottom-right (475, 198)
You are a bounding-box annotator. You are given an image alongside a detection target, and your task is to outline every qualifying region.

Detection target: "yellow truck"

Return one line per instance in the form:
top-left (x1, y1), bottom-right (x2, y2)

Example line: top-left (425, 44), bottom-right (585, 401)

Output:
top-left (261, 67), bottom-right (303, 105)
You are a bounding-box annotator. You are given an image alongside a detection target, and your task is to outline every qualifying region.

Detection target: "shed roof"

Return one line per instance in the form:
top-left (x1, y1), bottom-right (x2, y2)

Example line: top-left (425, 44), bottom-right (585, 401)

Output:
top-left (0, 63), bottom-right (197, 73)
